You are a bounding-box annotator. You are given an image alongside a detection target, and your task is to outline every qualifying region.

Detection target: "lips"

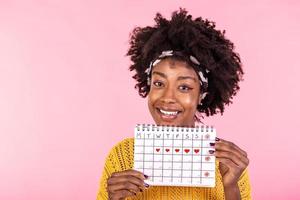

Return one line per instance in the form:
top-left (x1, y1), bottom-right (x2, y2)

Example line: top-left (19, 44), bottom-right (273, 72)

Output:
top-left (159, 109), bottom-right (179, 115)
top-left (156, 107), bottom-right (182, 121)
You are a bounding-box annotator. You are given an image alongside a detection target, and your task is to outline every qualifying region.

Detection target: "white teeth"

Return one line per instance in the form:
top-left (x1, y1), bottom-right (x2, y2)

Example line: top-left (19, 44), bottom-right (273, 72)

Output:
top-left (159, 109), bottom-right (179, 116)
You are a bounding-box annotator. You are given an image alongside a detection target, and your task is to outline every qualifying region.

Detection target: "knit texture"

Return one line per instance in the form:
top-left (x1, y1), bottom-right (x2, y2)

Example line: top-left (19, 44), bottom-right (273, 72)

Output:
top-left (97, 138), bottom-right (251, 200)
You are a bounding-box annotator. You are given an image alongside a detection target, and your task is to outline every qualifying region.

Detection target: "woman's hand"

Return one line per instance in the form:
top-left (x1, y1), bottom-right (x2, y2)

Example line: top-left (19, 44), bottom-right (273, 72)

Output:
top-left (213, 138), bottom-right (249, 188)
top-left (107, 169), bottom-right (149, 200)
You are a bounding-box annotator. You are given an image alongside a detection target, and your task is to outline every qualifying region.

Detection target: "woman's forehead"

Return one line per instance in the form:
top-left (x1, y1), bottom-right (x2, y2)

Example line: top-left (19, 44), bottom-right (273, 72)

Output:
top-left (152, 58), bottom-right (199, 78)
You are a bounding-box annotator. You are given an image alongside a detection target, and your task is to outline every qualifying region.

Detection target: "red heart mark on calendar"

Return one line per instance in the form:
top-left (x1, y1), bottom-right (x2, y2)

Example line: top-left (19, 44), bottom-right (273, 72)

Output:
top-left (205, 156), bottom-right (211, 161)
top-left (156, 148), bottom-right (160, 152)
top-left (184, 149), bottom-right (190, 153)
top-left (194, 149), bottom-right (200, 154)
top-left (165, 148), bottom-right (170, 152)
top-left (204, 172), bottom-right (210, 177)
top-left (175, 149), bottom-right (180, 153)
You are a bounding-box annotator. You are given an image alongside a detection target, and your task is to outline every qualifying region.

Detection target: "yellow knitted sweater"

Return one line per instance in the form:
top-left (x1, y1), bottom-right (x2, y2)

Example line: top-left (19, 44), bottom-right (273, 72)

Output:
top-left (97, 138), bottom-right (251, 200)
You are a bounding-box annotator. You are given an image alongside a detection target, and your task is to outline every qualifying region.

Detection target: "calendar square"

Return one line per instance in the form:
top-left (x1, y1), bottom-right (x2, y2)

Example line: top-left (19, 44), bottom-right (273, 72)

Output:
top-left (134, 161), bottom-right (143, 169)
top-left (164, 155), bottom-right (172, 162)
top-left (192, 162), bottom-right (201, 170)
top-left (164, 140), bottom-right (173, 146)
top-left (182, 170), bottom-right (192, 177)
top-left (154, 169), bottom-right (162, 176)
top-left (183, 140), bottom-right (193, 146)
top-left (182, 177), bottom-right (192, 183)
top-left (135, 153), bottom-right (143, 161)
top-left (173, 162), bottom-right (182, 169)
top-left (145, 146), bottom-right (153, 153)
top-left (163, 169), bottom-right (172, 176)
top-left (163, 162), bottom-right (172, 169)
top-left (173, 170), bottom-right (182, 177)
top-left (163, 177), bottom-right (172, 182)
top-left (144, 161), bottom-right (153, 168)
top-left (154, 139), bottom-right (163, 146)
top-left (154, 155), bottom-right (163, 162)
top-left (193, 155), bottom-right (201, 162)
top-left (135, 139), bottom-right (144, 145)
top-left (153, 176), bottom-right (163, 182)
top-left (192, 170), bottom-right (201, 178)
top-left (183, 155), bottom-right (192, 162)
top-left (173, 140), bottom-right (182, 146)
top-left (144, 169), bottom-right (153, 177)
top-left (173, 154), bottom-right (183, 162)
top-left (182, 162), bottom-right (192, 170)
top-left (145, 140), bottom-right (154, 146)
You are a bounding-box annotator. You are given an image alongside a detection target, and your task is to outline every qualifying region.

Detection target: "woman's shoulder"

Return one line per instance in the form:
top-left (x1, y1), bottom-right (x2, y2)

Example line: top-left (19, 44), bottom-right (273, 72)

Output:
top-left (109, 137), bottom-right (134, 153)
top-left (104, 137), bottom-right (135, 171)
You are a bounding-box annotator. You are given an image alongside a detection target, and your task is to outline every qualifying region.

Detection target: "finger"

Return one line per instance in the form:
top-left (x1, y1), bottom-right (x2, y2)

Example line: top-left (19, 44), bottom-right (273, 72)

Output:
top-left (215, 138), bottom-right (248, 158)
top-left (218, 157), bottom-right (242, 176)
top-left (109, 189), bottom-right (136, 200)
top-left (215, 150), bottom-right (248, 169)
top-left (111, 169), bottom-right (146, 181)
top-left (216, 138), bottom-right (248, 157)
top-left (218, 157), bottom-right (238, 168)
top-left (221, 138), bottom-right (248, 157)
top-left (108, 175), bottom-right (145, 190)
top-left (108, 181), bottom-right (142, 195)
top-left (215, 142), bottom-right (247, 164)
top-left (218, 146), bottom-right (249, 167)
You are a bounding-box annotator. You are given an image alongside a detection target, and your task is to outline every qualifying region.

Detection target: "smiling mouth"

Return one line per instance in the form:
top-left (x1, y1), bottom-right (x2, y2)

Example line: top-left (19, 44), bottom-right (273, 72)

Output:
top-left (156, 108), bottom-right (182, 120)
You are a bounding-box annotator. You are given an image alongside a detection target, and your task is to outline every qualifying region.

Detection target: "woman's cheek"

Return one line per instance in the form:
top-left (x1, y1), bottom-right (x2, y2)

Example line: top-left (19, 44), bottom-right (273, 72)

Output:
top-left (180, 94), bottom-right (197, 107)
top-left (148, 91), bottom-right (161, 110)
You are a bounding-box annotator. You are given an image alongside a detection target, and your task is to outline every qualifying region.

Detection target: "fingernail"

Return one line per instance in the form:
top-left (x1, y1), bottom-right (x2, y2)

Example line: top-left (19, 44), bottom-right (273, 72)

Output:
top-left (215, 137), bottom-right (220, 141)
top-left (209, 142), bottom-right (215, 146)
top-left (144, 174), bottom-right (148, 179)
top-left (209, 150), bottom-right (215, 154)
top-left (144, 183), bottom-right (150, 188)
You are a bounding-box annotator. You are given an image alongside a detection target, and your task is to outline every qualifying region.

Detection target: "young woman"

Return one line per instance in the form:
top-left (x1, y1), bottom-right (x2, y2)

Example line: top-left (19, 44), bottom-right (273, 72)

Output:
top-left (97, 9), bottom-right (251, 200)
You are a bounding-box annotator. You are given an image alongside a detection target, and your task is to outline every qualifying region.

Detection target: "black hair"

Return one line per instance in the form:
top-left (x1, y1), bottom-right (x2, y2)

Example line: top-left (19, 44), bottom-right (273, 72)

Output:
top-left (127, 8), bottom-right (244, 120)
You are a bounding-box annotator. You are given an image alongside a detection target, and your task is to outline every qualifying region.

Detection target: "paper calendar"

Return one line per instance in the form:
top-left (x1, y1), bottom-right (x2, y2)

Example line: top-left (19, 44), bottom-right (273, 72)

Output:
top-left (134, 124), bottom-right (216, 187)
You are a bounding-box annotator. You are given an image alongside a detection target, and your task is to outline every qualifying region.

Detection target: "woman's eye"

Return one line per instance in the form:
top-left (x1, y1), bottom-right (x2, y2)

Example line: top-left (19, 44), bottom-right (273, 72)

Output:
top-left (179, 85), bottom-right (192, 91)
top-left (153, 81), bottom-right (164, 87)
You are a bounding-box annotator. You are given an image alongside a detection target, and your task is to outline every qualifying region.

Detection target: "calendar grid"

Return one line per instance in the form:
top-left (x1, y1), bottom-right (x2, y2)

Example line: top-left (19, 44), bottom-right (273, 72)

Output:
top-left (134, 124), bottom-right (216, 187)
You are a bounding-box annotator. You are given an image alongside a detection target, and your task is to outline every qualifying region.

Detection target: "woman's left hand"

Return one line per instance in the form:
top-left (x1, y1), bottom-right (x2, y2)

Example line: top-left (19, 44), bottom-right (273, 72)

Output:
top-left (214, 138), bottom-right (249, 188)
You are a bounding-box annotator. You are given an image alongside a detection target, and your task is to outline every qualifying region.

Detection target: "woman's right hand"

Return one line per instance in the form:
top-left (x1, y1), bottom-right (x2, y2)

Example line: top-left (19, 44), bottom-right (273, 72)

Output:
top-left (107, 169), bottom-right (149, 200)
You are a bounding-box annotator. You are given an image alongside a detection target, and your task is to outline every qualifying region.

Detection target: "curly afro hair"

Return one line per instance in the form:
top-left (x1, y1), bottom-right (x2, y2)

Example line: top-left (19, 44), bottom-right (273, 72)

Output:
top-left (126, 8), bottom-right (244, 118)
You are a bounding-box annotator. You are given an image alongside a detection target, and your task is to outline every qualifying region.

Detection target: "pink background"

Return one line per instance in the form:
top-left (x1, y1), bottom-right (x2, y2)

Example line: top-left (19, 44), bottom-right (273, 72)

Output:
top-left (1, 1), bottom-right (299, 199)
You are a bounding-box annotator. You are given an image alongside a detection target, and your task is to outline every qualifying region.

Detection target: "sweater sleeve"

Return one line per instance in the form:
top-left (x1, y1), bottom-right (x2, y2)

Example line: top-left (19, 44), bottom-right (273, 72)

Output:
top-left (96, 138), bottom-right (134, 200)
top-left (238, 168), bottom-right (252, 200)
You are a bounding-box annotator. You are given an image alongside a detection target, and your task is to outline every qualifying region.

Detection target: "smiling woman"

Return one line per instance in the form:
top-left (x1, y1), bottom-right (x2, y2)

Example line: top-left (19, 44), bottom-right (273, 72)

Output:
top-left (97, 8), bottom-right (251, 200)
top-left (148, 59), bottom-right (200, 127)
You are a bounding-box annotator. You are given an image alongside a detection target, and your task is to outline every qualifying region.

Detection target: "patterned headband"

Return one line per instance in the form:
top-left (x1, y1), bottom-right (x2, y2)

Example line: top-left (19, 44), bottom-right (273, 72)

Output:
top-left (145, 50), bottom-right (209, 105)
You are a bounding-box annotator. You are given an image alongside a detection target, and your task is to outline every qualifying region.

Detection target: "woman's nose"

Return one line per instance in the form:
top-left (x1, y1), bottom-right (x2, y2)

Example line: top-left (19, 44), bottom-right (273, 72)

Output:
top-left (160, 87), bottom-right (176, 104)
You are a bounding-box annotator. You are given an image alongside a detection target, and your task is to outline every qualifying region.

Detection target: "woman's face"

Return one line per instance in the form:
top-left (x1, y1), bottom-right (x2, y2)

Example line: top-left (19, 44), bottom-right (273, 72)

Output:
top-left (148, 58), bottom-right (201, 127)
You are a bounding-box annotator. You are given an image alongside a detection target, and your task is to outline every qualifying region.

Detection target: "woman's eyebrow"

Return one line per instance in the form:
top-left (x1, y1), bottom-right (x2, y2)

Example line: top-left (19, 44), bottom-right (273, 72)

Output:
top-left (152, 71), bottom-right (167, 78)
top-left (177, 76), bottom-right (197, 82)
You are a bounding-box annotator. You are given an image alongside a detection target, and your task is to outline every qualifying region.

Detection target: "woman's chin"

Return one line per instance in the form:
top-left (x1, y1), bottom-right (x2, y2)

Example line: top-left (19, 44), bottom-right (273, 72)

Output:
top-left (154, 117), bottom-right (183, 126)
